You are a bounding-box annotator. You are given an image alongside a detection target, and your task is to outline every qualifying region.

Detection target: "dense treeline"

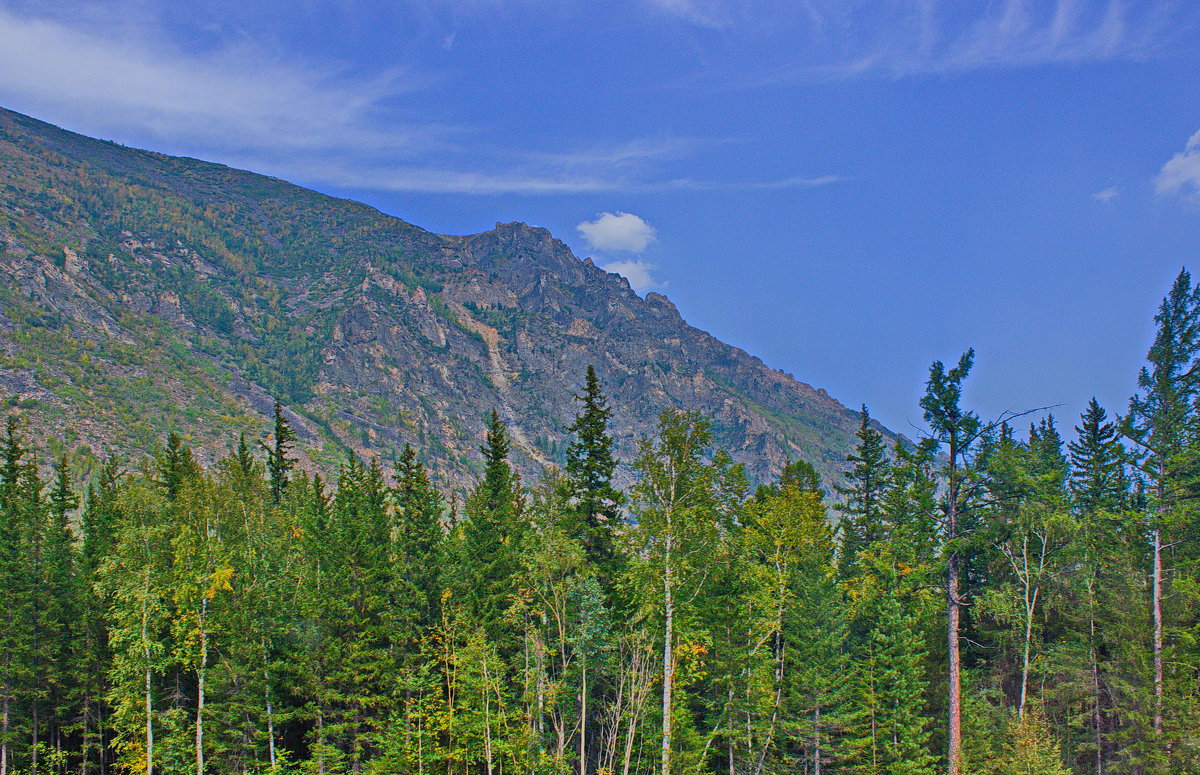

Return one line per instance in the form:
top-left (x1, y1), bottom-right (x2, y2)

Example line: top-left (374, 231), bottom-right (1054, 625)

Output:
top-left (4, 270), bottom-right (1200, 775)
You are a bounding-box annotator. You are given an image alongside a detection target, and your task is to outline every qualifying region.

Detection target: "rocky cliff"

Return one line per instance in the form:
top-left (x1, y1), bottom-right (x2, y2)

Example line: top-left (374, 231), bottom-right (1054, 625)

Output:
top-left (0, 106), bottom-right (894, 492)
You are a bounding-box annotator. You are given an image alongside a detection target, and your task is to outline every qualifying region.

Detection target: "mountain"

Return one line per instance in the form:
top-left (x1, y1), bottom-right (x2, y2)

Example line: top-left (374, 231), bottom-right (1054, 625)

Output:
top-left (0, 106), bottom-right (895, 492)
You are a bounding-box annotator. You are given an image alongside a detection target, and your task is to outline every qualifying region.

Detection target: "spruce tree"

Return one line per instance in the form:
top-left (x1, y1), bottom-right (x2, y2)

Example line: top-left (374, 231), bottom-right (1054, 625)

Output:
top-left (265, 400), bottom-right (297, 504)
top-left (835, 406), bottom-right (892, 580)
top-left (564, 366), bottom-right (624, 576)
top-left (1123, 268), bottom-right (1200, 743)
top-left (79, 456), bottom-right (123, 775)
top-left (1069, 398), bottom-right (1128, 514)
top-left (157, 432), bottom-right (199, 501)
top-left (0, 417), bottom-right (28, 775)
top-left (38, 457), bottom-right (83, 772)
top-left (460, 410), bottom-right (527, 634)
top-left (391, 444), bottom-right (444, 628)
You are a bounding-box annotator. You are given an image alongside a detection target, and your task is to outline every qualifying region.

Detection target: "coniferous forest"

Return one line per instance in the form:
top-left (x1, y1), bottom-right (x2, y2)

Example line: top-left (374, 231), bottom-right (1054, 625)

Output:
top-left (5, 270), bottom-right (1200, 775)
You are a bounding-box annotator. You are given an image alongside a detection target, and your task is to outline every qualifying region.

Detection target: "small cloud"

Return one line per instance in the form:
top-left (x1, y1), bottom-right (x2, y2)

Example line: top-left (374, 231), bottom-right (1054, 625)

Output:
top-left (601, 259), bottom-right (662, 294)
top-left (646, 0), bottom-right (728, 28)
top-left (1092, 186), bottom-right (1119, 202)
top-left (577, 212), bottom-right (657, 253)
top-left (1157, 130), bottom-right (1200, 199)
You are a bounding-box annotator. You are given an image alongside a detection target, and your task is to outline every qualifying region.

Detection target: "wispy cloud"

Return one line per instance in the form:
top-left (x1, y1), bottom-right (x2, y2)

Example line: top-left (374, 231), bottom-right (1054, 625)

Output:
top-left (1093, 185), bottom-right (1119, 202)
top-left (710, 0), bottom-right (1193, 82)
top-left (252, 155), bottom-right (840, 195)
top-left (0, 7), bottom-right (432, 156)
top-left (645, 0), bottom-right (730, 29)
top-left (1157, 130), bottom-right (1200, 201)
top-left (0, 6), bottom-right (842, 196)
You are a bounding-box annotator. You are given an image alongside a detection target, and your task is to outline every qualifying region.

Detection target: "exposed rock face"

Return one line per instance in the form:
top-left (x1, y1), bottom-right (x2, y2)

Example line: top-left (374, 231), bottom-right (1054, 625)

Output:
top-left (0, 106), bottom-right (896, 492)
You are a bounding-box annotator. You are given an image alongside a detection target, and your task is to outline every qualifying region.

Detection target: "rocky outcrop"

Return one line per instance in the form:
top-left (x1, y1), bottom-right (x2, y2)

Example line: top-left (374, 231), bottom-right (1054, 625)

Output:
top-left (0, 105), bottom-right (897, 492)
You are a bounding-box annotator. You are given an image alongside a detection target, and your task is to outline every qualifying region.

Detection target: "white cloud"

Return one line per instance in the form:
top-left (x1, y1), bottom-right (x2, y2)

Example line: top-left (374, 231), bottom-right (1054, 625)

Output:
top-left (0, 7), bottom-right (428, 156)
top-left (577, 212), bottom-right (657, 253)
top-left (1093, 185), bottom-right (1119, 202)
top-left (600, 259), bottom-right (662, 294)
top-left (1157, 130), bottom-right (1200, 199)
top-left (0, 7), bottom-right (850, 197)
top-left (745, 0), bottom-right (1189, 83)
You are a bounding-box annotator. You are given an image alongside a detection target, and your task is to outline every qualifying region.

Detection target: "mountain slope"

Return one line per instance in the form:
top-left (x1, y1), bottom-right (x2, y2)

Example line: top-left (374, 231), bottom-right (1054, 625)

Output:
top-left (0, 106), bottom-right (894, 491)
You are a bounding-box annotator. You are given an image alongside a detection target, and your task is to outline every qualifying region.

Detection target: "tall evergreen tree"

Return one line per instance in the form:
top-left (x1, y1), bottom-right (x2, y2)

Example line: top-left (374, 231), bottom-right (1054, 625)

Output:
top-left (157, 432), bottom-right (200, 502)
top-left (35, 456), bottom-right (83, 773)
top-left (392, 444), bottom-right (445, 628)
top-left (265, 400), bottom-right (297, 504)
top-left (79, 456), bottom-right (124, 775)
top-left (564, 366), bottom-right (624, 577)
top-left (920, 350), bottom-right (981, 775)
top-left (460, 410), bottom-right (528, 634)
top-left (0, 417), bottom-right (29, 775)
top-left (1069, 398), bottom-right (1128, 514)
top-left (835, 406), bottom-right (892, 581)
top-left (1122, 268), bottom-right (1200, 743)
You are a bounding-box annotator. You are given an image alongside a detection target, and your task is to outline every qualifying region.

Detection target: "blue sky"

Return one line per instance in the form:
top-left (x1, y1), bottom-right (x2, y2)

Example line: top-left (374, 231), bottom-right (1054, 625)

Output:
top-left (2, 0), bottom-right (1200, 437)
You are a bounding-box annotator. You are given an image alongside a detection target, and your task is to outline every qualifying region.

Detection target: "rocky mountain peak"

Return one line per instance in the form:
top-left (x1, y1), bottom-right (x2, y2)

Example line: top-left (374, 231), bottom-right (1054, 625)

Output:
top-left (0, 105), bottom-right (897, 492)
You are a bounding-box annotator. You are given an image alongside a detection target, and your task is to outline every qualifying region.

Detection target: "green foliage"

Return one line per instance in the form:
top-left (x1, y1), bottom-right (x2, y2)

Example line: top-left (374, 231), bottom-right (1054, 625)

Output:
top-left (4, 264), bottom-right (1200, 775)
top-left (564, 366), bottom-right (625, 585)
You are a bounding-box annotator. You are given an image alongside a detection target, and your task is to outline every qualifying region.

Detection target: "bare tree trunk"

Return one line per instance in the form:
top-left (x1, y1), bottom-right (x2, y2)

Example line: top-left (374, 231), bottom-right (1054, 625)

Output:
top-left (265, 679), bottom-right (276, 769)
top-left (143, 602), bottom-right (153, 775)
top-left (483, 656), bottom-right (495, 775)
top-left (946, 448), bottom-right (963, 775)
top-left (1018, 583), bottom-right (1038, 718)
top-left (813, 704), bottom-right (821, 775)
top-left (1092, 647), bottom-right (1103, 775)
top-left (30, 698), bottom-right (38, 775)
top-left (145, 662), bottom-right (153, 775)
top-left (2, 679), bottom-right (9, 775)
top-left (752, 629), bottom-right (784, 775)
top-left (196, 599), bottom-right (207, 775)
top-left (317, 712), bottom-right (325, 775)
top-left (661, 539), bottom-right (675, 775)
top-left (579, 658), bottom-right (587, 775)
top-left (1152, 526), bottom-right (1163, 737)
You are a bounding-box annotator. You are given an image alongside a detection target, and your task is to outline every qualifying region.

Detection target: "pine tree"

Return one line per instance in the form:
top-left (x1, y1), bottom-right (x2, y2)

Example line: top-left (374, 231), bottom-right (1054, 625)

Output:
top-left (844, 589), bottom-right (936, 775)
top-left (564, 366), bottom-right (625, 580)
top-left (835, 406), bottom-right (892, 581)
top-left (0, 417), bottom-right (30, 775)
top-left (157, 432), bottom-right (200, 502)
top-left (264, 400), bottom-right (297, 504)
top-left (36, 457), bottom-right (83, 773)
top-left (391, 444), bottom-right (445, 629)
top-left (920, 350), bottom-right (981, 775)
top-left (1122, 268), bottom-right (1200, 744)
top-left (1069, 398), bottom-right (1128, 514)
top-left (79, 456), bottom-right (124, 775)
top-left (460, 411), bottom-right (528, 636)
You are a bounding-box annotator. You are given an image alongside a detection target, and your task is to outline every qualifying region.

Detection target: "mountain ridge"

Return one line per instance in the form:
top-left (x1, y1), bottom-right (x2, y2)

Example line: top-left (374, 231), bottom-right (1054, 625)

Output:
top-left (0, 105), bottom-right (896, 492)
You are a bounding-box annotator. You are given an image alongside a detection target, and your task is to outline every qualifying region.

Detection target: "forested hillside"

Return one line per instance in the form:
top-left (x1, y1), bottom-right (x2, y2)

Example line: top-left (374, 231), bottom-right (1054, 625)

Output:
top-left (0, 105), bottom-right (882, 492)
top-left (3, 271), bottom-right (1200, 775)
